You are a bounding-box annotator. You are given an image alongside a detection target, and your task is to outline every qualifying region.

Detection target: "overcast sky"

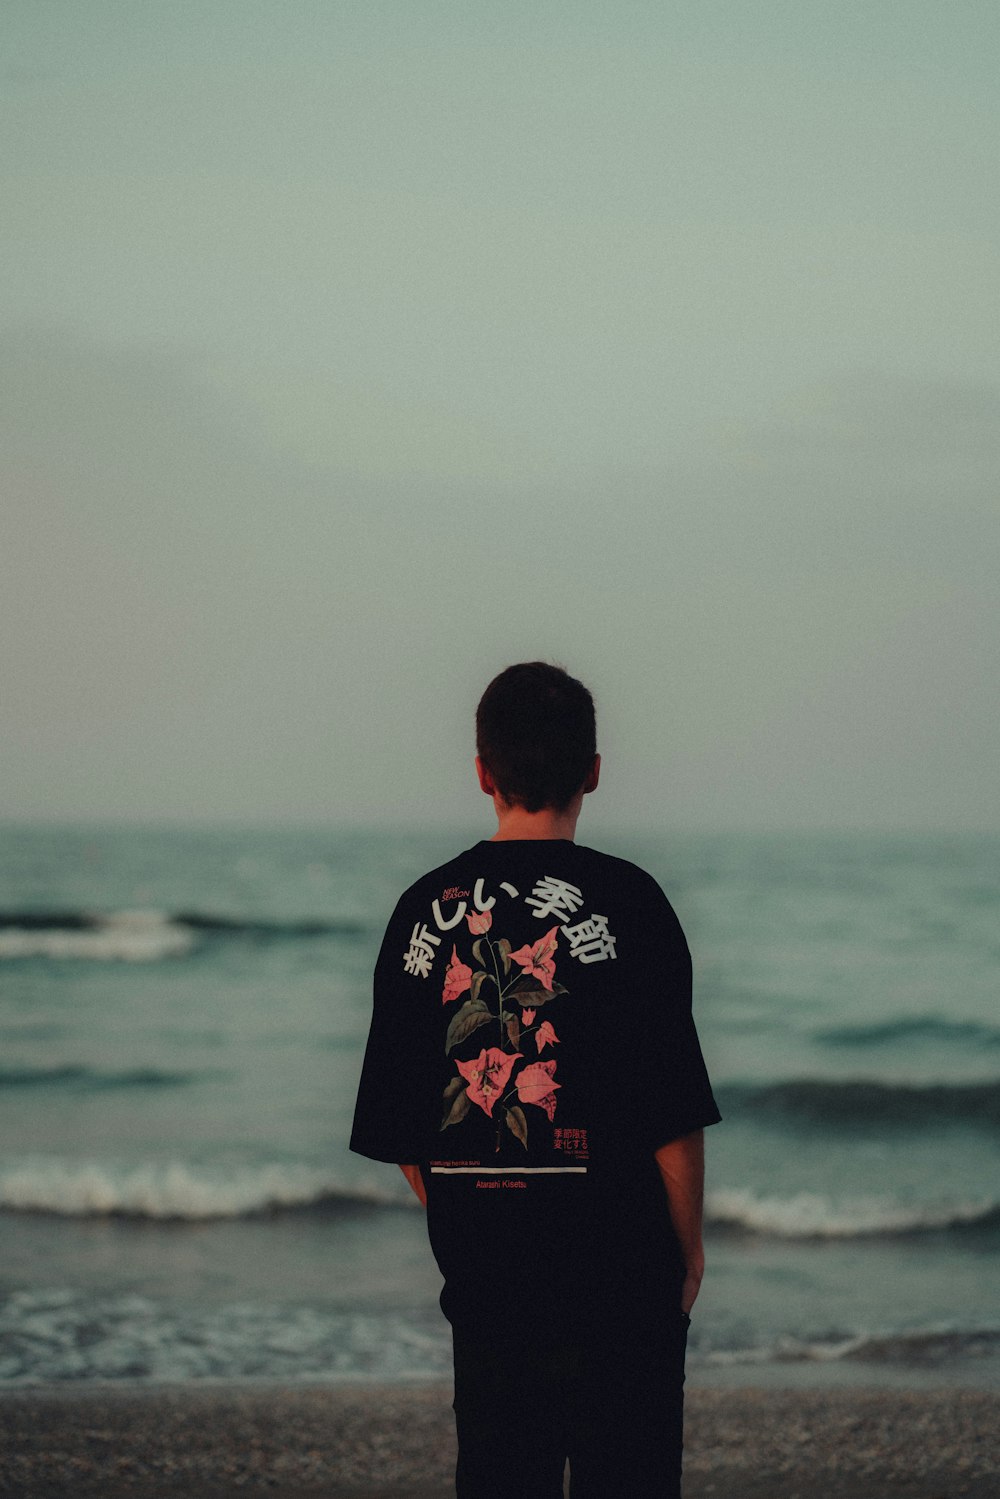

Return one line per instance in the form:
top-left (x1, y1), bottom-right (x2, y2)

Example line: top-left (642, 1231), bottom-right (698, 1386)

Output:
top-left (3, 1), bottom-right (997, 833)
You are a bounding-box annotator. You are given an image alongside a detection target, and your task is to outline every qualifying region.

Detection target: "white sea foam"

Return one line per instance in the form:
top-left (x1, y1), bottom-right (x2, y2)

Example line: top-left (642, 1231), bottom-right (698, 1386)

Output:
top-left (705, 1323), bottom-right (1000, 1368)
top-left (1, 1287), bottom-right (995, 1385)
top-left (0, 911), bottom-right (195, 961)
top-left (0, 1290), bottom-right (452, 1384)
top-left (0, 1158), bottom-right (410, 1219)
top-left (706, 1186), bottom-right (999, 1238)
top-left (705, 1335), bottom-right (867, 1366)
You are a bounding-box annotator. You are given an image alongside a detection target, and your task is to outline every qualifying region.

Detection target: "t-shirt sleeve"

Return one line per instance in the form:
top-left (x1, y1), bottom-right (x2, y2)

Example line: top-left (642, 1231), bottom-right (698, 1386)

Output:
top-left (349, 898), bottom-right (436, 1165)
top-left (633, 874), bottom-right (722, 1149)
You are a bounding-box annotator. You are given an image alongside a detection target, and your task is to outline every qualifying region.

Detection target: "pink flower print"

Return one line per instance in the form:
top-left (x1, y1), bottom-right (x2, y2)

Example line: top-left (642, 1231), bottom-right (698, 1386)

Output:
top-left (456, 1047), bottom-right (522, 1118)
top-left (466, 908), bottom-right (493, 934)
top-left (521, 1008), bottom-right (536, 1026)
top-left (515, 1059), bottom-right (561, 1121)
top-left (509, 926), bottom-right (559, 991)
top-left (442, 945), bottom-right (473, 1005)
top-left (536, 1020), bottom-right (559, 1054)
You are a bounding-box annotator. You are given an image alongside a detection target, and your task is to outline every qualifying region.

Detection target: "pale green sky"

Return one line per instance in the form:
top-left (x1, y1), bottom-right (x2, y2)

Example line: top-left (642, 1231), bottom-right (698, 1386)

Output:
top-left (3, 2), bottom-right (997, 831)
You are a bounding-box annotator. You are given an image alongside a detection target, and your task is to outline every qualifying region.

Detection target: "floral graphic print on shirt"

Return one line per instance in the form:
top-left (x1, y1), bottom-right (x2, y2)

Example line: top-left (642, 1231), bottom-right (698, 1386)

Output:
top-left (439, 906), bottom-right (566, 1150)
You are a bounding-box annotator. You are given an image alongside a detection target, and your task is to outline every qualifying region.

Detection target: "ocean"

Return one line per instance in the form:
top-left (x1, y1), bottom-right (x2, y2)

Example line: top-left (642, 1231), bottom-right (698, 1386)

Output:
top-left (1, 824), bottom-right (997, 1389)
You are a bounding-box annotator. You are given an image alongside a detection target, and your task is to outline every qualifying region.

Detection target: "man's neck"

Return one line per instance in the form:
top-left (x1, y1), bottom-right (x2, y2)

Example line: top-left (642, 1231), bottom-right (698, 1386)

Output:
top-left (489, 797), bottom-right (582, 842)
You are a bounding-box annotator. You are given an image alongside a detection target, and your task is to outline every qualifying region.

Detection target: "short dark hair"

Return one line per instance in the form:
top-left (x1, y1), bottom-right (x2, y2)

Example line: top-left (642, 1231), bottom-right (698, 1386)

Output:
top-left (475, 662), bottom-right (597, 813)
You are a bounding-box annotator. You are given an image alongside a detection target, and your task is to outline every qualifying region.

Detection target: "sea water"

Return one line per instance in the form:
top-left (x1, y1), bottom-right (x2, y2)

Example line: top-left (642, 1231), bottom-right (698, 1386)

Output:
top-left (0, 824), bottom-right (997, 1387)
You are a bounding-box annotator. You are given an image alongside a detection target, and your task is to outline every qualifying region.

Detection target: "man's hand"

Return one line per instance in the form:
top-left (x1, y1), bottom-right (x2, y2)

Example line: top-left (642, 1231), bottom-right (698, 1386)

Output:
top-left (398, 1163), bottom-right (427, 1206)
top-left (654, 1130), bottom-right (705, 1314)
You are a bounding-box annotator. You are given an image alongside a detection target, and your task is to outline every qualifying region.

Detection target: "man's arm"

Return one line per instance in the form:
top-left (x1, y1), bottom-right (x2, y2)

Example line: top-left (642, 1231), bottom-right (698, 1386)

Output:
top-left (654, 1129), bottom-right (705, 1314)
top-left (398, 1163), bottom-right (427, 1207)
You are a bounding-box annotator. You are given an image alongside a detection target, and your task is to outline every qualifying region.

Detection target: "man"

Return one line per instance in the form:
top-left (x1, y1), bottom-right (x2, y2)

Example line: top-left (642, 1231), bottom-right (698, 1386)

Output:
top-left (351, 662), bottom-right (721, 1498)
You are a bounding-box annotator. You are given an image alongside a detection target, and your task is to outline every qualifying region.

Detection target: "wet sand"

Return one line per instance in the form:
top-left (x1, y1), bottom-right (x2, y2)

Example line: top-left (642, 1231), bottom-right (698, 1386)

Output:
top-left (2, 1381), bottom-right (998, 1497)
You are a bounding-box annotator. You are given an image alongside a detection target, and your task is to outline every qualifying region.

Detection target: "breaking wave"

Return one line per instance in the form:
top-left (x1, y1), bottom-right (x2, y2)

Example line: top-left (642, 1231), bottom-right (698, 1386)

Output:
top-left (0, 908), bottom-right (365, 961)
top-left (720, 1077), bottom-right (1000, 1129)
top-left (706, 1186), bottom-right (1000, 1239)
top-left (2, 1159), bottom-right (996, 1239)
top-left (0, 1159), bottom-right (412, 1220)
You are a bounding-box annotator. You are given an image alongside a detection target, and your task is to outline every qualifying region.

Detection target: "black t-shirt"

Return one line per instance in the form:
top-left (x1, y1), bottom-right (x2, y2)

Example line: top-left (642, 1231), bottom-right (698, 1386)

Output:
top-left (350, 839), bottom-right (721, 1310)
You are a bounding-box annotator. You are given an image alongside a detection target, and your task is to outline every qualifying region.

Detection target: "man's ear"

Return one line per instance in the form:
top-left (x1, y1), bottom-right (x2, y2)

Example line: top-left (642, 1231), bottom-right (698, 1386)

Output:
top-left (582, 754), bottom-right (601, 795)
top-left (475, 756), bottom-right (496, 796)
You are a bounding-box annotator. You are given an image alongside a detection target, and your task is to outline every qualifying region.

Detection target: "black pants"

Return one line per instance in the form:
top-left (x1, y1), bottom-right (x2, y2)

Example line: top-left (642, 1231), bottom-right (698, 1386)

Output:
top-left (445, 1286), bottom-right (690, 1499)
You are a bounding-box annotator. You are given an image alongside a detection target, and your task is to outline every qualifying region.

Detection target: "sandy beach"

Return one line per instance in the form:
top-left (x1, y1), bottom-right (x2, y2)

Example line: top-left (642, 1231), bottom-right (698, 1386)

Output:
top-left (2, 1381), bottom-right (998, 1498)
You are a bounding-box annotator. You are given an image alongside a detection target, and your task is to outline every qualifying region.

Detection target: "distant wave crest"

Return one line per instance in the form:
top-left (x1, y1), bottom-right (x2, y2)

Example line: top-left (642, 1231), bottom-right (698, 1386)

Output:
top-left (722, 1077), bottom-right (1000, 1129)
top-left (0, 1159), bottom-right (412, 1220)
top-left (0, 1065), bottom-right (218, 1092)
top-left (0, 908), bottom-right (364, 961)
top-left (816, 1016), bottom-right (1000, 1048)
top-left (706, 1186), bottom-right (1000, 1239)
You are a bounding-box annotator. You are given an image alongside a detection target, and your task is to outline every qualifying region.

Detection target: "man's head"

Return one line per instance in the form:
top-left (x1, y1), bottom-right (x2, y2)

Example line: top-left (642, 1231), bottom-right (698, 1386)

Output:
top-left (475, 662), bottom-right (598, 813)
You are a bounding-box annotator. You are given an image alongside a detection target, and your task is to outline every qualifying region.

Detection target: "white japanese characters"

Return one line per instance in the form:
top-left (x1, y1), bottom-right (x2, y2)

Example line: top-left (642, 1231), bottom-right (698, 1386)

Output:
top-left (562, 913), bottom-right (617, 964)
top-left (525, 876), bottom-right (585, 922)
top-left (431, 899), bottom-right (467, 931)
top-left (403, 923), bottom-right (441, 977)
top-left (527, 876), bottom-right (617, 965)
top-left (403, 872), bottom-right (616, 976)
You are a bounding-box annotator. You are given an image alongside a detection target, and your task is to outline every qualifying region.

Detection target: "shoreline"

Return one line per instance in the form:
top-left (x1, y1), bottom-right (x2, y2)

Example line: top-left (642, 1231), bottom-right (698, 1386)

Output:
top-left (2, 1380), bottom-right (998, 1497)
